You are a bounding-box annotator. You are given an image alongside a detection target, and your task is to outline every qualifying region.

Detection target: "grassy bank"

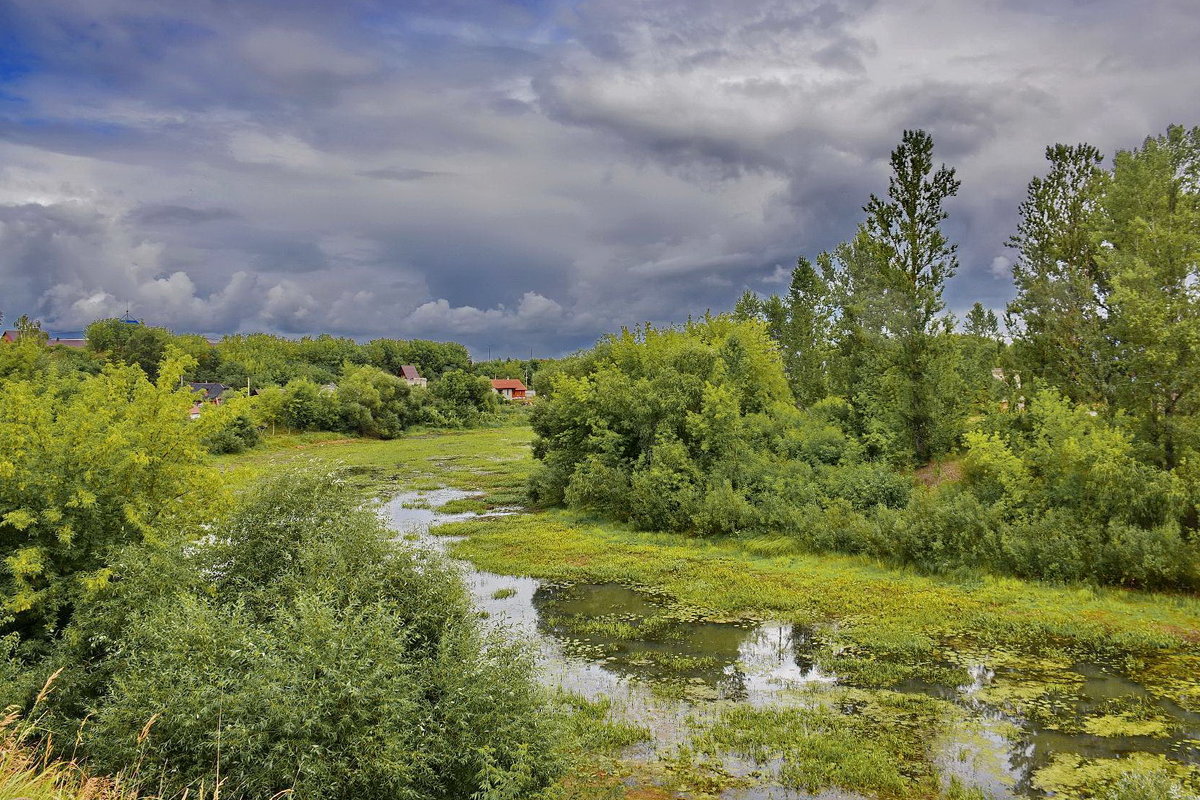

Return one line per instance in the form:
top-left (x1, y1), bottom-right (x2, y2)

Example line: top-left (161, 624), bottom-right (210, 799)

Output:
top-left (217, 424), bottom-right (533, 502)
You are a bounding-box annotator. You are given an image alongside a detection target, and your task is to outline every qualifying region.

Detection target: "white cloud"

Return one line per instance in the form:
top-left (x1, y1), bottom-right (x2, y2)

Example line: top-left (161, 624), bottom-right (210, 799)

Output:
top-left (761, 264), bottom-right (791, 284)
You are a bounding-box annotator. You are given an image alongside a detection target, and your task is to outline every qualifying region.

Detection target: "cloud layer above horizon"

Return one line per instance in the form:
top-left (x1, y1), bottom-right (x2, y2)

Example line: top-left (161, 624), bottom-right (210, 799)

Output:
top-left (1, 0), bottom-right (1197, 356)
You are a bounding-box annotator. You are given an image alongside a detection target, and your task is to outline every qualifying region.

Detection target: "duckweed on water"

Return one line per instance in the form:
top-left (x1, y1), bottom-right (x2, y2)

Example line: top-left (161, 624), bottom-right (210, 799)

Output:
top-left (1033, 753), bottom-right (1199, 798)
top-left (1082, 707), bottom-right (1174, 738)
top-left (689, 689), bottom-right (956, 797)
top-left (440, 513), bottom-right (1200, 668)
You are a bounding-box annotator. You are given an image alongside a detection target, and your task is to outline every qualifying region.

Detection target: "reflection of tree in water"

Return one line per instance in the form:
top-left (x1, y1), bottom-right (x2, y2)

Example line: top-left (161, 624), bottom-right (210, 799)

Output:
top-left (530, 582), bottom-right (785, 692)
top-left (1004, 733), bottom-right (1041, 797)
top-left (531, 583), bottom-right (1200, 794)
top-left (791, 624), bottom-right (818, 673)
top-left (720, 663), bottom-right (750, 702)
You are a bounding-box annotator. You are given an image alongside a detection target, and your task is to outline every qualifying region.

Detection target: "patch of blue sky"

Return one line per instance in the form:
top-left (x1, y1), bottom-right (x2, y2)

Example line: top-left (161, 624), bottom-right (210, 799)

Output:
top-left (0, 29), bottom-right (37, 85)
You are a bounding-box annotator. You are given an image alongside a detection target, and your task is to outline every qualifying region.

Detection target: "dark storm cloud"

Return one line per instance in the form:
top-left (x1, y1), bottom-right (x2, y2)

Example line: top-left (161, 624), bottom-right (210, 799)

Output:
top-left (0, 0), bottom-right (1197, 355)
top-left (129, 205), bottom-right (240, 225)
top-left (357, 168), bottom-right (450, 182)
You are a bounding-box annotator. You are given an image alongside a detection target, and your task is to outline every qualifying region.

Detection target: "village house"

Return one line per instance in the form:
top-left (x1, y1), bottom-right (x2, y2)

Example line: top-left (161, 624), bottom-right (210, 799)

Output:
top-left (187, 382), bottom-right (229, 419)
top-left (490, 378), bottom-right (528, 400)
top-left (400, 364), bottom-right (427, 388)
top-left (1, 330), bottom-right (86, 348)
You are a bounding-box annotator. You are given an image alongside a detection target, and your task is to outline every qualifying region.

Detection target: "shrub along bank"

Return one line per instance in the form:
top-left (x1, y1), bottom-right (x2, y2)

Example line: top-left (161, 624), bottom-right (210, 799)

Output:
top-left (529, 316), bottom-right (1200, 591)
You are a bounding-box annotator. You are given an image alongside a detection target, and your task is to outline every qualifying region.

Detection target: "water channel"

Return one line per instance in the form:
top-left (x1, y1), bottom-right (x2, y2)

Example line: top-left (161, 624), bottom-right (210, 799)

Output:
top-left (385, 489), bottom-right (1200, 799)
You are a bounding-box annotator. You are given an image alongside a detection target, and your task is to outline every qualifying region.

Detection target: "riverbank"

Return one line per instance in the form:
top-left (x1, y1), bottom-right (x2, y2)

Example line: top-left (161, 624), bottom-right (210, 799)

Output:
top-left (222, 424), bottom-right (1200, 799)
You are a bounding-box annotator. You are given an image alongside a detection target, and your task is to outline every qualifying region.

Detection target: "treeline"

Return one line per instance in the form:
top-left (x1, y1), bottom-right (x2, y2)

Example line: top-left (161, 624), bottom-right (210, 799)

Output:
top-left (1, 317), bottom-right (513, 452)
top-left (84, 319), bottom-right (474, 385)
top-left (0, 351), bottom-right (560, 798)
top-left (531, 125), bottom-right (1200, 591)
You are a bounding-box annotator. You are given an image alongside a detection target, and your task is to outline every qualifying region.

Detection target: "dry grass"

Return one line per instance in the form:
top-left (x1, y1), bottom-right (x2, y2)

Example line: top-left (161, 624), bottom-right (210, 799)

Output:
top-left (0, 672), bottom-right (249, 800)
top-left (0, 673), bottom-right (131, 800)
top-left (912, 457), bottom-right (964, 487)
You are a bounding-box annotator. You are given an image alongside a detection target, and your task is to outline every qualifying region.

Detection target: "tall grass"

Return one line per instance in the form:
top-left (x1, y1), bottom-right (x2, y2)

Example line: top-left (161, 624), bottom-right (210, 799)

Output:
top-left (0, 671), bottom-right (268, 800)
top-left (0, 671), bottom-right (130, 800)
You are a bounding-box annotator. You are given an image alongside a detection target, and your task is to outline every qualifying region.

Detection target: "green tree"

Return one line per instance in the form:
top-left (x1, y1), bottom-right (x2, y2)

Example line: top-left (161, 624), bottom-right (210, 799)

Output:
top-left (430, 369), bottom-right (497, 425)
top-left (960, 302), bottom-right (1003, 407)
top-left (1103, 125), bottom-right (1200, 468)
top-left (735, 259), bottom-right (831, 407)
top-left (825, 130), bottom-right (965, 464)
top-left (0, 350), bottom-right (221, 647)
top-left (781, 258), bottom-right (832, 406)
top-left (85, 319), bottom-right (177, 381)
top-left (335, 363), bottom-right (423, 437)
top-left (1006, 143), bottom-right (1111, 403)
top-left (0, 316), bottom-right (51, 380)
top-left (529, 315), bottom-right (792, 532)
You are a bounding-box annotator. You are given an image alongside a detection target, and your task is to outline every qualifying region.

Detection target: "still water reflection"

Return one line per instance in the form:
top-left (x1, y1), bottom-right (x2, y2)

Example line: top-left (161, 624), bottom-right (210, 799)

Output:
top-left (385, 489), bottom-right (1200, 798)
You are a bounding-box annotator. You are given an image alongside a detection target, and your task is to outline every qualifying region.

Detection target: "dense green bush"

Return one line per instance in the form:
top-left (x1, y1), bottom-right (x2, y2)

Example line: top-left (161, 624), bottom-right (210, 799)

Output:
top-left (430, 369), bottom-right (499, 426)
top-left (531, 316), bottom-right (795, 535)
top-left (210, 332), bottom-right (470, 389)
top-left (817, 463), bottom-right (911, 511)
top-left (0, 352), bottom-right (219, 649)
top-left (532, 318), bottom-right (1200, 590)
top-left (199, 411), bottom-right (260, 453)
top-left (244, 364), bottom-right (499, 440)
top-left (956, 391), bottom-right (1198, 589)
top-left (47, 471), bottom-right (560, 800)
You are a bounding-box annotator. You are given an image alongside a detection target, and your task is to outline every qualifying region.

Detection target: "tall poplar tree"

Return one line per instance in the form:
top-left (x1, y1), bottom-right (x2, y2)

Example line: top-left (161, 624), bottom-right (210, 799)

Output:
top-left (960, 302), bottom-right (1003, 407)
top-left (734, 258), bottom-right (831, 407)
top-left (1006, 143), bottom-right (1110, 403)
top-left (826, 129), bottom-right (964, 464)
top-left (780, 257), bottom-right (832, 406)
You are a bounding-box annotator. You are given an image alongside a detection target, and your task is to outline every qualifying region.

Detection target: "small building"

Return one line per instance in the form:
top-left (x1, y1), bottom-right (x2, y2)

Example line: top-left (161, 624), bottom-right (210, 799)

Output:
top-left (1, 330), bottom-right (85, 348)
top-left (187, 382), bottom-right (229, 419)
top-left (400, 364), bottom-right (428, 389)
top-left (490, 378), bottom-right (528, 400)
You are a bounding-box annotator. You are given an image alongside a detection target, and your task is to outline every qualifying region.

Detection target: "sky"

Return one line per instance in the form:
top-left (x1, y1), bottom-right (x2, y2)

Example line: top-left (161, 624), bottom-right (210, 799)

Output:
top-left (0, 0), bottom-right (1197, 357)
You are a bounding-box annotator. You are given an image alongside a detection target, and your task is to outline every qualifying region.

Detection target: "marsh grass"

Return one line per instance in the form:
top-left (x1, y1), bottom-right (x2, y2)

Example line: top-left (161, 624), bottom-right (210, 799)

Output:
top-left (216, 424), bottom-right (534, 502)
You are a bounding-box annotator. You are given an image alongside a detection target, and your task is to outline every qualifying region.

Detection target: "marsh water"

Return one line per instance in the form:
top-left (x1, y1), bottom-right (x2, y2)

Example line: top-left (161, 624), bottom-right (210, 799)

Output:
top-left (385, 489), bottom-right (1200, 798)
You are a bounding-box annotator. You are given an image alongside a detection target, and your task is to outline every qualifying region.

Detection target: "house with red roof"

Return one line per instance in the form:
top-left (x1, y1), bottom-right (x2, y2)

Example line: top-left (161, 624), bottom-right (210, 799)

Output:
top-left (490, 378), bottom-right (527, 400)
top-left (400, 364), bottom-right (427, 388)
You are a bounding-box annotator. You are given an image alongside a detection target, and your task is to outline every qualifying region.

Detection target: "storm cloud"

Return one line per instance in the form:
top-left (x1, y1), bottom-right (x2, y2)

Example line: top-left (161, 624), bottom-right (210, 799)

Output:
top-left (0, 0), bottom-right (1196, 356)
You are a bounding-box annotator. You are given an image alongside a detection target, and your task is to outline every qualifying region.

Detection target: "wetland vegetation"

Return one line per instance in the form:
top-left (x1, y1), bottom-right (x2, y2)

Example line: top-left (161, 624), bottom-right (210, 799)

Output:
top-left (221, 421), bottom-right (1200, 799)
top-left (2, 124), bottom-right (1200, 799)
